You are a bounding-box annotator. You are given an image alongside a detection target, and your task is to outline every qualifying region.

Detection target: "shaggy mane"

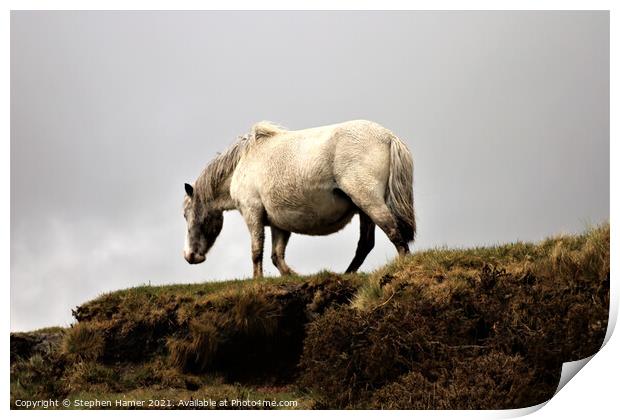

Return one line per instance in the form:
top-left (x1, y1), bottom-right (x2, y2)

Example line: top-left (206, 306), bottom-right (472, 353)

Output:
top-left (194, 135), bottom-right (250, 201)
top-left (193, 121), bottom-right (286, 202)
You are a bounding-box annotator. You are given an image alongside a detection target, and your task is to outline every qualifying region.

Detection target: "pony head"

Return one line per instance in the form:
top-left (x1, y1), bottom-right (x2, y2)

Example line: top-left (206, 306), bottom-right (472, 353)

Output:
top-left (182, 183), bottom-right (223, 264)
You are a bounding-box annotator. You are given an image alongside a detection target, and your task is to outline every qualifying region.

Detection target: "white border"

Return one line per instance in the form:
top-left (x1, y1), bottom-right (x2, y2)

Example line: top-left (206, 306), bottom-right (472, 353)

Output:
top-left (3, 2), bottom-right (616, 420)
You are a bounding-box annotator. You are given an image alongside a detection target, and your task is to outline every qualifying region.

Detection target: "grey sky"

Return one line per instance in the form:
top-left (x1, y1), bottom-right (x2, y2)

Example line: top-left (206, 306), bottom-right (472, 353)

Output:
top-left (11, 11), bottom-right (609, 331)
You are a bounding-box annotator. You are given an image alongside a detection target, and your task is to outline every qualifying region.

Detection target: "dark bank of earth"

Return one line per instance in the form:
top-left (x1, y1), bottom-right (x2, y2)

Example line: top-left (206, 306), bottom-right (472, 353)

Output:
top-left (11, 224), bottom-right (610, 409)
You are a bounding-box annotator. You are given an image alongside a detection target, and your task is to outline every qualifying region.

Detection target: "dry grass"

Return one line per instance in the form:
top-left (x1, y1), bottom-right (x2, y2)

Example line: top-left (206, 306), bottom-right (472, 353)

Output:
top-left (299, 223), bottom-right (609, 408)
top-left (61, 322), bottom-right (104, 362)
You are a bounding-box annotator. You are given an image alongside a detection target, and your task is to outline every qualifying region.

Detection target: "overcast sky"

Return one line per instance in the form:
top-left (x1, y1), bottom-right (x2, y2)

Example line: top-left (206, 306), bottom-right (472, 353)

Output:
top-left (11, 11), bottom-right (609, 331)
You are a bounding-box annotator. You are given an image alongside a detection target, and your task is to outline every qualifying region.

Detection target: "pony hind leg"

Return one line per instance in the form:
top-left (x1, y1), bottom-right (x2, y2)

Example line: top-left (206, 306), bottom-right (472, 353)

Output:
top-left (367, 203), bottom-right (410, 256)
top-left (340, 186), bottom-right (410, 256)
top-left (345, 212), bottom-right (375, 273)
top-left (270, 226), bottom-right (296, 276)
top-left (368, 204), bottom-right (409, 255)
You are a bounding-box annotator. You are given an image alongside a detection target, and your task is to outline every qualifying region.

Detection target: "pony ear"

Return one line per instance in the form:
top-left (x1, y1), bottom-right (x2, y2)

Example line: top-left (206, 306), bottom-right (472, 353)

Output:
top-left (184, 183), bottom-right (194, 197)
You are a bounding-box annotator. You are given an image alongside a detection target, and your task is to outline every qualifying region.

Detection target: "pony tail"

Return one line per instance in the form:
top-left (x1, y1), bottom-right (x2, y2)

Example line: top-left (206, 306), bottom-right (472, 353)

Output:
top-left (386, 135), bottom-right (416, 243)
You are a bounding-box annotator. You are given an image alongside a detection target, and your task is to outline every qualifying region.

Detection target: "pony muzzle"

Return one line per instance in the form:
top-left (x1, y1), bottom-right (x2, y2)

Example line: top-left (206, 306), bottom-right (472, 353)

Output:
top-left (184, 251), bottom-right (206, 264)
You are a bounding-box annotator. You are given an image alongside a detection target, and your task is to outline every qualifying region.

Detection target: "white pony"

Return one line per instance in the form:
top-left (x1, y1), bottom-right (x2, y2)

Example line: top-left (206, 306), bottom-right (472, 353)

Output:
top-left (183, 120), bottom-right (415, 278)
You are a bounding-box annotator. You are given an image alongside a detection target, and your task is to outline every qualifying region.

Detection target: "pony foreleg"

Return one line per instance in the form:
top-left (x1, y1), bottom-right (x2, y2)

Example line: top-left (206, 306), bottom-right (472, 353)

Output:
top-left (270, 226), bottom-right (296, 276)
top-left (250, 228), bottom-right (264, 278)
top-left (345, 212), bottom-right (376, 273)
top-left (241, 209), bottom-right (265, 278)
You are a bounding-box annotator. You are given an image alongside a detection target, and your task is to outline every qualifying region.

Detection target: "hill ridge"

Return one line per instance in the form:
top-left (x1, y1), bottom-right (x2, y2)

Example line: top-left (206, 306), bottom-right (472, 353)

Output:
top-left (11, 223), bottom-right (610, 409)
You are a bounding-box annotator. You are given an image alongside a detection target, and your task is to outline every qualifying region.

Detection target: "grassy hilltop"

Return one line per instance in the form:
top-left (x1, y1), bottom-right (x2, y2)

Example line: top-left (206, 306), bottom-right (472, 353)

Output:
top-left (11, 224), bottom-right (610, 409)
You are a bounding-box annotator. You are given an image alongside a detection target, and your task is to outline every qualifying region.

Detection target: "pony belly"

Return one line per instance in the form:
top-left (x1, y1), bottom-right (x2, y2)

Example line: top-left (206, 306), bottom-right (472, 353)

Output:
top-left (266, 191), bottom-right (356, 235)
top-left (295, 208), bottom-right (356, 235)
